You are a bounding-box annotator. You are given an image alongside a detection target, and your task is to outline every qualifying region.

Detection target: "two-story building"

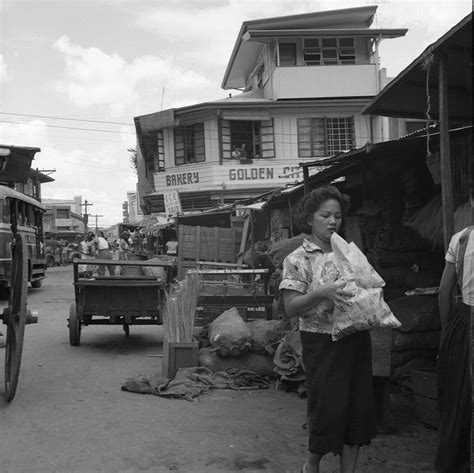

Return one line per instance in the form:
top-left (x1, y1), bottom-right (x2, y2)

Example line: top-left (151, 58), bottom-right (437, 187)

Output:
top-left (42, 196), bottom-right (86, 238)
top-left (134, 6), bottom-right (407, 213)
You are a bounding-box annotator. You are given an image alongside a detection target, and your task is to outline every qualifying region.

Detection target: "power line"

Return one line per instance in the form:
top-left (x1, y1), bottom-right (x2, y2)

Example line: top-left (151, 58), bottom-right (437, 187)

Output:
top-left (0, 111), bottom-right (134, 126)
top-left (0, 120), bottom-right (136, 134)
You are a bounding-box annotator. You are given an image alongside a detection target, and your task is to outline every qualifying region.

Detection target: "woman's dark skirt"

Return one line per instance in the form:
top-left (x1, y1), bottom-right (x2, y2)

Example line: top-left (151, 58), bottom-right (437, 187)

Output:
top-left (301, 330), bottom-right (377, 456)
top-left (435, 300), bottom-right (472, 473)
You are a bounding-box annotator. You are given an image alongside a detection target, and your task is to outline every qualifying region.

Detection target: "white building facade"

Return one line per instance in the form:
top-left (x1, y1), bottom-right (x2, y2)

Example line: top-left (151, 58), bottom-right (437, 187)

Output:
top-left (134, 6), bottom-right (407, 213)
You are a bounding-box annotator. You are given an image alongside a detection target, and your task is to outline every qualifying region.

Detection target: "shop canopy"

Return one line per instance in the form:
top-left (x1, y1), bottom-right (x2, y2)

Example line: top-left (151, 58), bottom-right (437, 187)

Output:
top-left (362, 13), bottom-right (472, 122)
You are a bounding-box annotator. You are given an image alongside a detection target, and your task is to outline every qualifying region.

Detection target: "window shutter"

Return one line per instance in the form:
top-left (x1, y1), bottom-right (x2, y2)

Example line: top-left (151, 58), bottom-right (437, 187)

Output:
top-left (260, 119), bottom-right (275, 159)
top-left (174, 128), bottom-right (185, 165)
top-left (155, 130), bottom-right (165, 171)
top-left (194, 124), bottom-right (205, 162)
top-left (220, 119), bottom-right (231, 159)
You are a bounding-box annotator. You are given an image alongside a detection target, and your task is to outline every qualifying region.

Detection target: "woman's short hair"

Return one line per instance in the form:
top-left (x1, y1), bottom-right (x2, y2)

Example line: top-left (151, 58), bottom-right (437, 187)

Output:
top-left (295, 185), bottom-right (346, 234)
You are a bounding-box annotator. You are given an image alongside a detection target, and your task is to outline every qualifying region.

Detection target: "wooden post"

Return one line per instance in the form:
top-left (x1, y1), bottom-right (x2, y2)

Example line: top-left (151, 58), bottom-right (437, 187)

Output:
top-left (288, 197), bottom-right (293, 237)
top-left (439, 54), bottom-right (455, 251)
top-left (303, 166), bottom-right (310, 195)
top-left (250, 210), bottom-right (254, 268)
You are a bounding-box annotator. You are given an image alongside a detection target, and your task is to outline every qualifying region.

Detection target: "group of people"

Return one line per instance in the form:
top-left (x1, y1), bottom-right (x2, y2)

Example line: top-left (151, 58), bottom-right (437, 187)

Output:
top-left (78, 231), bottom-right (115, 278)
top-left (278, 185), bottom-right (472, 473)
top-left (231, 143), bottom-right (259, 159)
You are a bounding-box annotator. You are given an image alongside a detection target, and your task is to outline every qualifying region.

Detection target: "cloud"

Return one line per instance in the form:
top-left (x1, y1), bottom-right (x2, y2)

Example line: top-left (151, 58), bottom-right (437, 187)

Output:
top-left (0, 119), bottom-right (135, 226)
top-left (52, 35), bottom-right (217, 114)
top-left (0, 55), bottom-right (9, 82)
top-left (0, 119), bottom-right (49, 147)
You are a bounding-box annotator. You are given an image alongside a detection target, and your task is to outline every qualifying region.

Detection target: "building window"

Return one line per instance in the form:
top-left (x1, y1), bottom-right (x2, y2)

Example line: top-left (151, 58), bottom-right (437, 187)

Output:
top-left (174, 123), bottom-right (205, 165)
top-left (56, 208), bottom-right (70, 219)
top-left (303, 38), bottom-right (355, 66)
top-left (278, 43), bottom-right (297, 66)
top-left (297, 117), bottom-right (355, 158)
top-left (220, 119), bottom-right (275, 160)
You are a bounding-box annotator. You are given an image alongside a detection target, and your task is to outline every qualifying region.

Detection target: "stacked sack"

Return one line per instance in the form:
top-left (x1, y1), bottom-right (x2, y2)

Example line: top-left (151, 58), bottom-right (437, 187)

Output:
top-left (388, 295), bottom-right (441, 382)
top-left (198, 308), bottom-right (287, 378)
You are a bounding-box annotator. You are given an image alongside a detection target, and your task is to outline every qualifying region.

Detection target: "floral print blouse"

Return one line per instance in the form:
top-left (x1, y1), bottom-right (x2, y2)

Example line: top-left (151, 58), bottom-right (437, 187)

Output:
top-left (279, 239), bottom-right (340, 334)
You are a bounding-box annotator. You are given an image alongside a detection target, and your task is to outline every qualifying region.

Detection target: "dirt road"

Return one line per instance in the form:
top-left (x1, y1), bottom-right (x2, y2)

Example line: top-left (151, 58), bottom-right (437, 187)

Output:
top-left (0, 266), bottom-right (438, 473)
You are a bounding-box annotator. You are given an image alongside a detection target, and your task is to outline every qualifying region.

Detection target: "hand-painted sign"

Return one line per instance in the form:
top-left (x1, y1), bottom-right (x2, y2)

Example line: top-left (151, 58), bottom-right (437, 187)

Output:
top-left (165, 172), bottom-right (200, 186)
top-left (163, 190), bottom-right (182, 216)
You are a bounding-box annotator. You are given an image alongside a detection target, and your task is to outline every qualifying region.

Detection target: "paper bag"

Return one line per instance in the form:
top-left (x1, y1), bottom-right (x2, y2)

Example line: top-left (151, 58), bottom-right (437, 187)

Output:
top-left (329, 233), bottom-right (401, 341)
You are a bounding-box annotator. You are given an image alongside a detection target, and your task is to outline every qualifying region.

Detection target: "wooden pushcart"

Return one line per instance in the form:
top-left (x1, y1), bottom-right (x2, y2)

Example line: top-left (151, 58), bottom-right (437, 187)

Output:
top-left (1, 233), bottom-right (38, 401)
top-left (68, 258), bottom-right (172, 345)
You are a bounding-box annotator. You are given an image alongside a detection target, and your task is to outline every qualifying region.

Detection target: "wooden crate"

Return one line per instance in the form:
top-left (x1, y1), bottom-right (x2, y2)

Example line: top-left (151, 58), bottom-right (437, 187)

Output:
top-left (411, 369), bottom-right (438, 428)
top-left (162, 340), bottom-right (199, 379)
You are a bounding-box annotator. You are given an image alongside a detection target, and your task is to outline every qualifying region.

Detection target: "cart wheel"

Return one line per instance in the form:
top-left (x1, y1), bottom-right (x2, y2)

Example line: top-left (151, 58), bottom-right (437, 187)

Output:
top-left (68, 303), bottom-right (81, 346)
top-left (31, 279), bottom-right (42, 289)
top-left (123, 324), bottom-right (130, 337)
top-left (4, 233), bottom-right (28, 402)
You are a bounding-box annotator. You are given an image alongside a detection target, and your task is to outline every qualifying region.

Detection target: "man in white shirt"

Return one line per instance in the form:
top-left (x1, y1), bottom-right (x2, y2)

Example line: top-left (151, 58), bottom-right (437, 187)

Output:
top-left (95, 231), bottom-right (115, 276)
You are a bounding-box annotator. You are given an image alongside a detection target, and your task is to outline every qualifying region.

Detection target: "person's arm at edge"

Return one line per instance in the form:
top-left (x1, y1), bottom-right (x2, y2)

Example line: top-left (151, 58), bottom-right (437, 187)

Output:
top-left (438, 261), bottom-right (457, 332)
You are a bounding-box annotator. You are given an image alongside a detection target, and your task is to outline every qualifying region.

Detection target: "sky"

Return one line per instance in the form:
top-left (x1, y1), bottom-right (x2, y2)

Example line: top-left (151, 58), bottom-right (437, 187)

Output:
top-left (0, 0), bottom-right (471, 227)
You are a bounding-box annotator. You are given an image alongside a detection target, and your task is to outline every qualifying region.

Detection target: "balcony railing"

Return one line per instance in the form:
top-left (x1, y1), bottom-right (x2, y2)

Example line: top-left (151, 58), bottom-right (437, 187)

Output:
top-left (271, 64), bottom-right (379, 100)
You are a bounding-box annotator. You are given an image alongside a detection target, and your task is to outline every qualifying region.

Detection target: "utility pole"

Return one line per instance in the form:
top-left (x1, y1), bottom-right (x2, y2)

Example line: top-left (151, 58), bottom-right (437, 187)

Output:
top-left (90, 214), bottom-right (104, 233)
top-left (80, 199), bottom-right (93, 231)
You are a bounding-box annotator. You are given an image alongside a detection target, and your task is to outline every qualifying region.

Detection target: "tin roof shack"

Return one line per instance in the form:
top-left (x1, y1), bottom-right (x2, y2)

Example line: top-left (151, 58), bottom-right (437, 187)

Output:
top-left (363, 12), bottom-right (473, 248)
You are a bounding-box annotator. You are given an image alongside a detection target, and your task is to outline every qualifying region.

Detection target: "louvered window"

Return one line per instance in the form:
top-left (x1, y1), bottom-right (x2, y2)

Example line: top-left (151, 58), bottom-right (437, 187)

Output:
top-left (174, 123), bottom-right (205, 165)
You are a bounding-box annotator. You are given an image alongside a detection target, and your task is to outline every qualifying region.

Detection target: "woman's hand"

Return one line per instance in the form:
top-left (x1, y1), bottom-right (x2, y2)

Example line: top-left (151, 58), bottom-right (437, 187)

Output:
top-left (319, 279), bottom-right (354, 304)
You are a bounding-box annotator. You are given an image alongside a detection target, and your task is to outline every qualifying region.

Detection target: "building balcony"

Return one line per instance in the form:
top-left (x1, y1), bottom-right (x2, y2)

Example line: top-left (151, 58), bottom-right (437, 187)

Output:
top-left (271, 64), bottom-right (379, 100)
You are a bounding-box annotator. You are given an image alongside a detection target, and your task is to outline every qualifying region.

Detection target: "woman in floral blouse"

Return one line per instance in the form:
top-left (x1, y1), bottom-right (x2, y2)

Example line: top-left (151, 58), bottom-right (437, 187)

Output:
top-left (279, 185), bottom-right (376, 473)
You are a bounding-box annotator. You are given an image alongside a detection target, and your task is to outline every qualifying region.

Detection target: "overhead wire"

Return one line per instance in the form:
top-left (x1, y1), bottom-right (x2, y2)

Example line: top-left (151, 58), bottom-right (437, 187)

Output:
top-left (0, 111), bottom-right (134, 126)
top-left (0, 119), bottom-right (136, 134)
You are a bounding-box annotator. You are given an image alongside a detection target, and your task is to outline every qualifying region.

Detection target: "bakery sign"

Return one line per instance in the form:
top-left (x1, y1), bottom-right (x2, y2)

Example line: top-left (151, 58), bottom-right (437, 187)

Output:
top-left (162, 164), bottom-right (305, 187)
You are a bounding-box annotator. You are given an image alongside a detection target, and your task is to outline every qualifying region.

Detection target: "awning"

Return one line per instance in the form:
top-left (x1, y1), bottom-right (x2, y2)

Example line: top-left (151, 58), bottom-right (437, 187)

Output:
top-left (243, 28), bottom-right (407, 42)
top-left (362, 13), bottom-right (472, 121)
top-left (0, 144), bottom-right (40, 183)
top-left (236, 201), bottom-right (268, 211)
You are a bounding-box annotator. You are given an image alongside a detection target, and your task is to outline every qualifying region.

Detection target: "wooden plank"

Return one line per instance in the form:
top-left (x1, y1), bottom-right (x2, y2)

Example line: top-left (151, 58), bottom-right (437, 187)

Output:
top-left (439, 53), bottom-right (455, 250)
top-left (237, 215), bottom-right (250, 266)
top-left (188, 269), bottom-right (269, 275)
top-left (74, 259), bottom-right (171, 267)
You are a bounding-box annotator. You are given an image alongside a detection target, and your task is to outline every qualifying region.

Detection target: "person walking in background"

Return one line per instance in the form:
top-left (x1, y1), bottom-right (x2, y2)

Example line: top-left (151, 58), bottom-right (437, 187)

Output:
top-left (165, 237), bottom-right (178, 256)
top-left (279, 185), bottom-right (376, 473)
top-left (94, 231), bottom-right (115, 276)
top-left (79, 233), bottom-right (94, 278)
top-left (436, 225), bottom-right (473, 473)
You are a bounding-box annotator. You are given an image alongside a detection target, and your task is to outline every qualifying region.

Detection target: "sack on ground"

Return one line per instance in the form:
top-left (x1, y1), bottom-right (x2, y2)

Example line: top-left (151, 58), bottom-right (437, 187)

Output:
top-left (247, 319), bottom-right (286, 355)
top-left (198, 347), bottom-right (275, 378)
top-left (208, 308), bottom-right (252, 357)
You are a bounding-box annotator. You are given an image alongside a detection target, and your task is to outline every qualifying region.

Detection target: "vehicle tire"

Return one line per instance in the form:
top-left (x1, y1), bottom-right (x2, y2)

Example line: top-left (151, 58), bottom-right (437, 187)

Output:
top-left (68, 303), bottom-right (81, 346)
top-left (0, 285), bottom-right (9, 300)
top-left (31, 279), bottom-right (42, 289)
